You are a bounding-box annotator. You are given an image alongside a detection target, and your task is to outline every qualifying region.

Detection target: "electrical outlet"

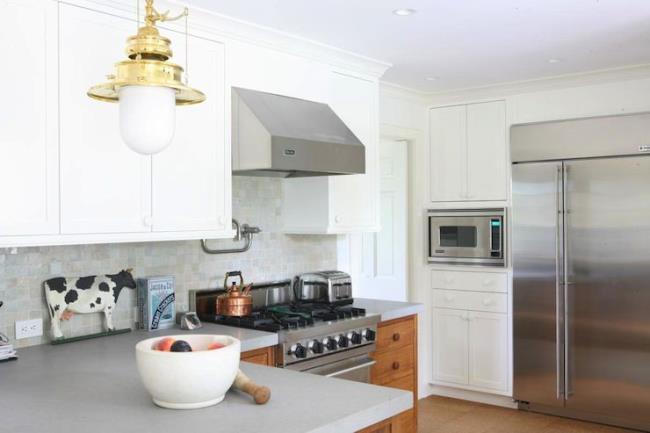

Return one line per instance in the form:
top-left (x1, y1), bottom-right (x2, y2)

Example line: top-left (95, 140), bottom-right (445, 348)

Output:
top-left (15, 318), bottom-right (43, 340)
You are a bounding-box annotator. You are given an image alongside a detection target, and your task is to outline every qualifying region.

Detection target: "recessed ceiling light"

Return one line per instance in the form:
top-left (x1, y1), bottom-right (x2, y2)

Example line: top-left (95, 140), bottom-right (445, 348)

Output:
top-left (393, 8), bottom-right (416, 16)
top-left (426, 77), bottom-right (439, 81)
top-left (547, 58), bottom-right (562, 64)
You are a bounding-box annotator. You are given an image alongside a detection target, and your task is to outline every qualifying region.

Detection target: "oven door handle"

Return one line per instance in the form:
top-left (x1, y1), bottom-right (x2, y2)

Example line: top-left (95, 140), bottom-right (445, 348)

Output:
top-left (304, 356), bottom-right (376, 378)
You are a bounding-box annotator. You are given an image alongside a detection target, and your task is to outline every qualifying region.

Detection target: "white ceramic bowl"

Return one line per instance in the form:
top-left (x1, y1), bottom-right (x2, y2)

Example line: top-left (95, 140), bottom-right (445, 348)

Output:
top-left (135, 334), bottom-right (241, 409)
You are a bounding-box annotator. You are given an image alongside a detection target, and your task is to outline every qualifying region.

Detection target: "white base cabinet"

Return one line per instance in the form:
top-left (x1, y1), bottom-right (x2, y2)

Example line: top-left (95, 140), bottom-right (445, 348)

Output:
top-left (431, 269), bottom-right (510, 395)
top-left (429, 100), bottom-right (507, 202)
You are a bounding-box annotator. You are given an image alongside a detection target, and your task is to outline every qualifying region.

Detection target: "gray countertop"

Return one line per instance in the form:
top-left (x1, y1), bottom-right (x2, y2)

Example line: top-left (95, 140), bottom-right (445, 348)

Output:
top-left (132, 322), bottom-right (280, 352)
top-left (1, 325), bottom-right (411, 433)
top-left (353, 298), bottom-right (425, 322)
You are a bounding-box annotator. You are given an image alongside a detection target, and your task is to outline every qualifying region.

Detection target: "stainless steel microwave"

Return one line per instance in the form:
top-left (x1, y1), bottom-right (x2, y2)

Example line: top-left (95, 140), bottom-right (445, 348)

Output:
top-left (428, 209), bottom-right (505, 266)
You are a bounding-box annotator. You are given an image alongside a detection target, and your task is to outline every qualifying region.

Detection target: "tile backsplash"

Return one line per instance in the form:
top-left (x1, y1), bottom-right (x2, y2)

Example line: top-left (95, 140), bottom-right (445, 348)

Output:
top-left (0, 177), bottom-right (337, 348)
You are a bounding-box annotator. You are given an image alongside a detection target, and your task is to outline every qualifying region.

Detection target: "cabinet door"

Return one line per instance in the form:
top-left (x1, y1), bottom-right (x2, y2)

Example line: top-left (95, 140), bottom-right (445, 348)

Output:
top-left (468, 311), bottom-right (508, 391)
top-left (466, 101), bottom-right (507, 201)
top-left (0, 0), bottom-right (58, 236)
top-left (329, 72), bottom-right (379, 231)
top-left (59, 5), bottom-right (152, 234)
top-left (432, 308), bottom-right (469, 385)
top-left (429, 105), bottom-right (466, 202)
top-left (152, 36), bottom-right (229, 232)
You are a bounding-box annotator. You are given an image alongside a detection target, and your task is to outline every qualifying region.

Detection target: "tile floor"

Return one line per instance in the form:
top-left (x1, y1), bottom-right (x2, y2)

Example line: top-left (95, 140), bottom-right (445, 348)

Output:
top-left (417, 396), bottom-right (639, 433)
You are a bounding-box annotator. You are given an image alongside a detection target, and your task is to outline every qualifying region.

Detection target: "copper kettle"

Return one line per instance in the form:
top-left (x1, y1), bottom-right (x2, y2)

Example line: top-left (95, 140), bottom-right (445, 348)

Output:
top-left (216, 271), bottom-right (253, 317)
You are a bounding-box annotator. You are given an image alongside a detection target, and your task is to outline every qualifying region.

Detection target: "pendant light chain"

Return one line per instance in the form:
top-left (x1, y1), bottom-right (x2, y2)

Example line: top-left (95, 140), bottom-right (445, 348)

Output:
top-left (184, 8), bottom-right (189, 86)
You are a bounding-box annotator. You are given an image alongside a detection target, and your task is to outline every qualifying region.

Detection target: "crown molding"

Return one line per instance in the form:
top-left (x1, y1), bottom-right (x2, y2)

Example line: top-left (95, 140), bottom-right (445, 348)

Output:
top-left (58, 0), bottom-right (392, 78)
top-left (379, 81), bottom-right (429, 105)
top-left (425, 63), bottom-right (650, 105)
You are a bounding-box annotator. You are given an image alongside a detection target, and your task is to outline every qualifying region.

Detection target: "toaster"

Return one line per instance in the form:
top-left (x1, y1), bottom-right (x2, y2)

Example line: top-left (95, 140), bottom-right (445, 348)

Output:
top-left (293, 271), bottom-right (353, 305)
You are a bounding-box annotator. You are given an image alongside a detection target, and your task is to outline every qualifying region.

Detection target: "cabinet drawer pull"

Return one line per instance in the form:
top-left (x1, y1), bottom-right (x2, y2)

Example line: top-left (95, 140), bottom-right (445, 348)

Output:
top-left (482, 278), bottom-right (494, 286)
top-left (392, 333), bottom-right (400, 342)
top-left (444, 294), bottom-right (454, 302)
top-left (482, 298), bottom-right (494, 306)
top-left (392, 361), bottom-right (400, 370)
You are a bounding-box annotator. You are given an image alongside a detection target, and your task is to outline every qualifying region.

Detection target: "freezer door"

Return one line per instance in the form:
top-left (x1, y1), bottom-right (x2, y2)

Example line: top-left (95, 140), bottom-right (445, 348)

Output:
top-left (564, 156), bottom-right (650, 427)
top-left (512, 162), bottom-right (565, 407)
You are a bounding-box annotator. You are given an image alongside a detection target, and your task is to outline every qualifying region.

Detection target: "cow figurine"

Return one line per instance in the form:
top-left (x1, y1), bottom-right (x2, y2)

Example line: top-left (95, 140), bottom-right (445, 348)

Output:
top-left (43, 269), bottom-right (136, 339)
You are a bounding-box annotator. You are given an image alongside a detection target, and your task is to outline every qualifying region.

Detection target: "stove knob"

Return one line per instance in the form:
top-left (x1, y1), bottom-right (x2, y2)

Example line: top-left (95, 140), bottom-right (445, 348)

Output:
top-left (294, 343), bottom-right (307, 359)
top-left (337, 334), bottom-right (349, 348)
top-left (325, 337), bottom-right (338, 351)
top-left (310, 339), bottom-right (324, 354)
top-left (363, 328), bottom-right (376, 342)
top-left (350, 331), bottom-right (362, 345)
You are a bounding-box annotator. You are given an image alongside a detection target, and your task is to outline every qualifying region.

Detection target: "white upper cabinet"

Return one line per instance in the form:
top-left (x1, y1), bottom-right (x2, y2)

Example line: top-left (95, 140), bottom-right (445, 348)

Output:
top-left (429, 105), bottom-right (466, 202)
top-left (466, 102), bottom-right (507, 201)
top-left (152, 36), bottom-right (230, 234)
top-left (0, 0), bottom-right (59, 236)
top-left (429, 100), bottom-right (507, 202)
top-left (328, 72), bottom-right (379, 231)
top-left (59, 4), bottom-right (152, 234)
top-left (282, 72), bottom-right (379, 234)
top-left (57, 4), bottom-right (231, 240)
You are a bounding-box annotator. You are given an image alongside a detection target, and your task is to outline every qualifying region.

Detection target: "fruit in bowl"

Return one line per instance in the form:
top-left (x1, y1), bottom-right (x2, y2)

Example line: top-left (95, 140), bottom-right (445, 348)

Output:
top-left (135, 334), bottom-right (241, 409)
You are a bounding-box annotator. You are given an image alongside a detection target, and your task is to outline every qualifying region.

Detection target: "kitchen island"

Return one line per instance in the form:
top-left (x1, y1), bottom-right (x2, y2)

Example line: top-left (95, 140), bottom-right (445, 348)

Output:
top-left (1, 323), bottom-right (412, 433)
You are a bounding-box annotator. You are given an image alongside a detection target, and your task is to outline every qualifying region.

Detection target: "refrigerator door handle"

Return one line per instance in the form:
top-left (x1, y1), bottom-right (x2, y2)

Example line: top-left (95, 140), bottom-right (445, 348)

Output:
top-left (563, 164), bottom-right (573, 399)
top-left (555, 164), bottom-right (565, 400)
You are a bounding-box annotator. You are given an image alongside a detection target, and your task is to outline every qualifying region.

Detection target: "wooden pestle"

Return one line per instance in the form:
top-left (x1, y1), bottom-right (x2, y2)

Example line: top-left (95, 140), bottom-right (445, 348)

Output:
top-left (232, 369), bottom-right (271, 404)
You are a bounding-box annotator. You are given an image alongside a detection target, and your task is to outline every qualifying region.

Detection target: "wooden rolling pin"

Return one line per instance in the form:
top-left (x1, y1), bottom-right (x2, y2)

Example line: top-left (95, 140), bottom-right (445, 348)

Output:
top-left (232, 369), bottom-right (271, 404)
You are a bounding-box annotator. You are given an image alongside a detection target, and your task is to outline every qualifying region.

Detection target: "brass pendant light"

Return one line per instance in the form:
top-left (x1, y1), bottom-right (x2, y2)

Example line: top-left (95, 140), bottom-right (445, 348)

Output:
top-left (87, 0), bottom-right (205, 154)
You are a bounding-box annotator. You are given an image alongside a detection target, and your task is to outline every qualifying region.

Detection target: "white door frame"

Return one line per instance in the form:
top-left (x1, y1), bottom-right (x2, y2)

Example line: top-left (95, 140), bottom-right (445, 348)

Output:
top-left (337, 124), bottom-right (422, 301)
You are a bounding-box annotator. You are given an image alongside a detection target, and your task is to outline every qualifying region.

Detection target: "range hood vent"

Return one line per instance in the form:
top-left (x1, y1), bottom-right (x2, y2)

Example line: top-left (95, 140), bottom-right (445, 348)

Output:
top-left (231, 87), bottom-right (365, 178)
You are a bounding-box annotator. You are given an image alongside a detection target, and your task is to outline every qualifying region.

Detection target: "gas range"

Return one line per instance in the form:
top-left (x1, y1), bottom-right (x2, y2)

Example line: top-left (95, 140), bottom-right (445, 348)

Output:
top-left (189, 278), bottom-right (380, 371)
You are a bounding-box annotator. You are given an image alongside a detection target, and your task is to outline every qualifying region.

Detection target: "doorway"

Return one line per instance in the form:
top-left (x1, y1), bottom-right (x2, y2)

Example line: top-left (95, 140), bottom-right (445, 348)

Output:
top-left (357, 138), bottom-right (408, 301)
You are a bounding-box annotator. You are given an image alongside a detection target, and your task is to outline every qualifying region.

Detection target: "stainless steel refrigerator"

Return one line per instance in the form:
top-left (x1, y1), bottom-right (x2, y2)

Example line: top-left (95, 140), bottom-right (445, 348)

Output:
top-left (511, 113), bottom-right (650, 431)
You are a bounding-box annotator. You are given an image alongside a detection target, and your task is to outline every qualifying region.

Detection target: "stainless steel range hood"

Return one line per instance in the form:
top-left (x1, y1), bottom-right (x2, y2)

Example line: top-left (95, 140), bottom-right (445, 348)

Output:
top-left (231, 87), bottom-right (365, 178)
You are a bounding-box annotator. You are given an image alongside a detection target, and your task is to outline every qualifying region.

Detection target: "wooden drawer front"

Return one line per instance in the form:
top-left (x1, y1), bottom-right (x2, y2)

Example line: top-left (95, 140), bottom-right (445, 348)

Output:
top-left (241, 347), bottom-right (274, 366)
top-left (376, 316), bottom-right (416, 353)
top-left (433, 289), bottom-right (507, 313)
top-left (375, 371), bottom-right (415, 392)
top-left (432, 270), bottom-right (507, 293)
top-left (373, 344), bottom-right (415, 382)
top-left (392, 409), bottom-right (416, 433)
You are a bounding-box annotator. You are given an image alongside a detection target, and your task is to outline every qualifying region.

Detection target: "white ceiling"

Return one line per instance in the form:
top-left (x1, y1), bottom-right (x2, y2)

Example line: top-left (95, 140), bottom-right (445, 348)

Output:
top-left (186, 0), bottom-right (650, 93)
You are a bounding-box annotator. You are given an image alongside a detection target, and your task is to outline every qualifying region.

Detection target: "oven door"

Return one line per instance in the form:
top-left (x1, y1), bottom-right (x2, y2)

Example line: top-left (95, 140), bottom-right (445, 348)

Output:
top-left (428, 212), bottom-right (504, 265)
top-left (302, 355), bottom-right (376, 383)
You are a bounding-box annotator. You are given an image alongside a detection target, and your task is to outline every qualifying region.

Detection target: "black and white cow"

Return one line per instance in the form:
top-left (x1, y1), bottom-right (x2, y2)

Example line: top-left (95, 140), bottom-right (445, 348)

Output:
top-left (43, 269), bottom-right (136, 339)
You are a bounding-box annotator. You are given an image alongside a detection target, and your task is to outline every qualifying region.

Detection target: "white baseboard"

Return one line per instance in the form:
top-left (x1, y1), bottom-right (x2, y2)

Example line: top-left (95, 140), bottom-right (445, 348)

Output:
top-left (420, 384), bottom-right (518, 409)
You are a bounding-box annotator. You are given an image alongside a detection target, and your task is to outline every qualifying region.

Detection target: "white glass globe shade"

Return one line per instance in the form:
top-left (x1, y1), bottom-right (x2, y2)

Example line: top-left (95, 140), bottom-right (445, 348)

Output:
top-left (119, 86), bottom-right (176, 155)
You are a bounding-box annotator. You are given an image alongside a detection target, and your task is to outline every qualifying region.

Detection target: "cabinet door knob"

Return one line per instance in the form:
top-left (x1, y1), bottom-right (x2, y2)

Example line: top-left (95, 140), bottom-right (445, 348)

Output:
top-left (334, 215), bottom-right (341, 223)
top-left (392, 333), bottom-right (400, 342)
top-left (218, 216), bottom-right (225, 225)
top-left (392, 361), bottom-right (400, 370)
top-left (143, 216), bottom-right (153, 227)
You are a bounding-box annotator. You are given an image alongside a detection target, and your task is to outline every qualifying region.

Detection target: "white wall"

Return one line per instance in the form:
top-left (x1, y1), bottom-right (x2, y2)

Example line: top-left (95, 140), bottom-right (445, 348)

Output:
top-left (380, 66), bottom-right (650, 401)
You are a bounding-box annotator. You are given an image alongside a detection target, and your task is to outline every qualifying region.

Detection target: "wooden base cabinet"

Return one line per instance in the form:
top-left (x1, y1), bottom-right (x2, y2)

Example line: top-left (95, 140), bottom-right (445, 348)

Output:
top-left (240, 347), bottom-right (275, 366)
top-left (356, 409), bottom-right (414, 433)
top-left (369, 315), bottom-right (418, 433)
